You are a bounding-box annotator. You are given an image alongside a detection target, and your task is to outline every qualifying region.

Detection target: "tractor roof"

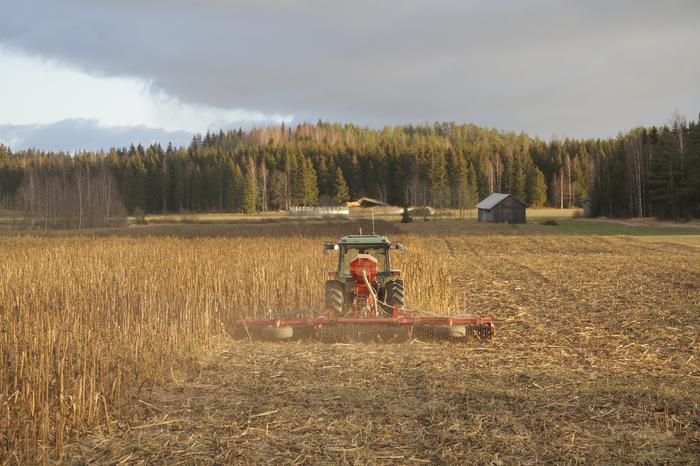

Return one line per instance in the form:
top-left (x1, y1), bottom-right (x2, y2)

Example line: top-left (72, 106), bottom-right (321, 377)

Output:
top-left (338, 235), bottom-right (391, 245)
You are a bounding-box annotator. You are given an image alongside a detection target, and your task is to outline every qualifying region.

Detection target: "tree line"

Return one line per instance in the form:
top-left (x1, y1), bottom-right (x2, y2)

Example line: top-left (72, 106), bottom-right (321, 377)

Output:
top-left (0, 114), bottom-right (698, 228)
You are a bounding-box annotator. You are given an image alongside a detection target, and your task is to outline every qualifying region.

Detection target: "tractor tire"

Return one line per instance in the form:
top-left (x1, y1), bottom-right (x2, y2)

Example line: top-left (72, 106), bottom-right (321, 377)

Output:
top-left (325, 280), bottom-right (345, 316)
top-left (385, 280), bottom-right (405, 309)
top-left (260, 326), bottom-right (293, 340)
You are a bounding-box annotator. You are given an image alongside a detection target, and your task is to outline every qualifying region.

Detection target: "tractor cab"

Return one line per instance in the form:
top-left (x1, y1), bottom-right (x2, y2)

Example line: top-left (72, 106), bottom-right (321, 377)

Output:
top-left (323, 235), bottom-right (405, 316)
top-left (324, 235), bottom-right (404, 278)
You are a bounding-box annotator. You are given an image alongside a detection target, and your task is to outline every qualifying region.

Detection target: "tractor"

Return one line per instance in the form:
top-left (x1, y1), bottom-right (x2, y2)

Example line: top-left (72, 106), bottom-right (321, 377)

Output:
top-left (233, 234), bottom-right (494, 341)
top-left (323, 235), bottom-right (405, 318)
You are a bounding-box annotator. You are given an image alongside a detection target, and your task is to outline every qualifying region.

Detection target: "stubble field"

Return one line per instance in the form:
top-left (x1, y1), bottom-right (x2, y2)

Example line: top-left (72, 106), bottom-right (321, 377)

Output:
top-left (1, 221), bottom-right (698, 464)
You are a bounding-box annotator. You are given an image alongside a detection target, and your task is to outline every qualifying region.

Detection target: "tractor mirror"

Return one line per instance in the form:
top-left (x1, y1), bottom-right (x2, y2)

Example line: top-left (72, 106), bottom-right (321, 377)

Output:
top-left (390, 243), bottom-right (406, 252)
top-left (323, 243), bottom-right (339, 254)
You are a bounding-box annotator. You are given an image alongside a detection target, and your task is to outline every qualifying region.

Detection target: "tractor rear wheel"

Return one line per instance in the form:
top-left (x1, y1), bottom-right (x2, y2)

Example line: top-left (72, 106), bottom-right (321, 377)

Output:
top-left (385, 280), bottom-right (405, 309)
top-left (324, 280), bottom-right (344, 316)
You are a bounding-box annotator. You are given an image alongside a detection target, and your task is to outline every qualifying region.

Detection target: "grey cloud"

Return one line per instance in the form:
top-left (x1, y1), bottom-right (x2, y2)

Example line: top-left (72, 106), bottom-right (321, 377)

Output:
top-left (0, 119), bottom-right (193, 152)
top-left (2, 0), bottom-right (699, 138)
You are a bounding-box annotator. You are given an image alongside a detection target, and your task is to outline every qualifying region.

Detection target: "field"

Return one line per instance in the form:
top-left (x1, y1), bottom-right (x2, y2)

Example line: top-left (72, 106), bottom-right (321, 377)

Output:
top-left (1, 218), bottom-right (699, 464)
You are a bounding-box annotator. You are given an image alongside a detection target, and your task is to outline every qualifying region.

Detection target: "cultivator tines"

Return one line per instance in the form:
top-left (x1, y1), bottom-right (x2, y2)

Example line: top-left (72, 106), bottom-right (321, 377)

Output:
top-left (318, 323), bottom-right (412, 343)
top-left (467, 324), bottom-right (493, 340)
top-left (413, 323), bottom-right (494, 341)
top-left (233, 312), bottom-right (494, 343)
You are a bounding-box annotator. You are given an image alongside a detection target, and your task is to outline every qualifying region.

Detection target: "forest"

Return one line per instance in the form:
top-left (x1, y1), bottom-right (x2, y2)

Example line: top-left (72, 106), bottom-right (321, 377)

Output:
top-left (0, 114), bottom-right (699, 228)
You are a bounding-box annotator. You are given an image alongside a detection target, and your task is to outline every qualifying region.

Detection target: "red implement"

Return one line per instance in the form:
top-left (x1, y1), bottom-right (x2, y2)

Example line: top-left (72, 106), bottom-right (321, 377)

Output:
top-left (233, 308), bottom-right (494, 342)
top-left (233, 234), bottom-right (495, 342)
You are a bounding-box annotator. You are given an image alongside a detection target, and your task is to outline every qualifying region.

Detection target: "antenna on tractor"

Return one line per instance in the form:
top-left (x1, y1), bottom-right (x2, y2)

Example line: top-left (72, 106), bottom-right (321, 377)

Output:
top-left (372, 211), bottom-right (375, 235)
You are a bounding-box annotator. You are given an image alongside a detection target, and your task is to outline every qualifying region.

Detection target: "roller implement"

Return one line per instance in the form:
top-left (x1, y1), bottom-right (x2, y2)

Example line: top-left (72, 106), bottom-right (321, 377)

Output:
top-left (233, 235), bottom-right (494, 342)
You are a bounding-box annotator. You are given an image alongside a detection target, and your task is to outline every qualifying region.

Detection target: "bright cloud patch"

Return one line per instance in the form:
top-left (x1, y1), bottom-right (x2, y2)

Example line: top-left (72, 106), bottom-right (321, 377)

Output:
top-left (0, 47), bottom-right (293, 135)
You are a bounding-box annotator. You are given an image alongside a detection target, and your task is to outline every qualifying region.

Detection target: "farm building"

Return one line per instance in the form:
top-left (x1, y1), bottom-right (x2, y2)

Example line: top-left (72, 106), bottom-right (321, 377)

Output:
top-left (346, 197), bottom-right (387, 208)
top-left (345, 196), bottom-right (386, 207)
top-left (476, 193), bottom-right (526, 224)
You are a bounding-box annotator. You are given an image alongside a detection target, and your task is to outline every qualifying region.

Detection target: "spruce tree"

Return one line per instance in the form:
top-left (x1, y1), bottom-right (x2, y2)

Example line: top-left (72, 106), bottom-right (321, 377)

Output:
top-left (526, 165), bottom-right (547, 207)
top-left (226, 162), bottom-right (244, 212)
top-left (685, 118), bottom-right (700, 216)
top-left (290, 152), bottom-right (305, 206)
top-left (301, 158), bottom-right (319, 205)
top-left (242, 167), bottom-right (257, 214)
top-left (429, 151), bottom-right (450, 208)
top-left (334, 166), bottom-right (350, 205)
top-left (448, 151), bottom-right (468, 212)
top-left (467, 162), bottom-right (479, 209)
top-left (648, 128), bottom-right (682, 218)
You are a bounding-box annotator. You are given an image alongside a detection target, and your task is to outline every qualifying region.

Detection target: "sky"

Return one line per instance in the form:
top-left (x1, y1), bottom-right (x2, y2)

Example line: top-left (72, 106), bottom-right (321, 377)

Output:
top-left (1, 0), bottom-right (699, 151)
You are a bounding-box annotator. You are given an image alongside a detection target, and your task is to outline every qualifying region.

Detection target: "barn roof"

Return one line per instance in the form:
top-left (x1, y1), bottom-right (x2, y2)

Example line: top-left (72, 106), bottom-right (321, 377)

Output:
top-left (346, 196), bottom-right (387, 207)
top-left (476, 193), bottom-right (526, 210)
top-left (339, 235), bottom-right (390, 245)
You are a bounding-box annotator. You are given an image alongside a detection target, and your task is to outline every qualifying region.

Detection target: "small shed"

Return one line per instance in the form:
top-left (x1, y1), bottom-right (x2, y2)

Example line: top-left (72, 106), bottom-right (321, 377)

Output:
top-left (476, 193), bottom-right (526, 224)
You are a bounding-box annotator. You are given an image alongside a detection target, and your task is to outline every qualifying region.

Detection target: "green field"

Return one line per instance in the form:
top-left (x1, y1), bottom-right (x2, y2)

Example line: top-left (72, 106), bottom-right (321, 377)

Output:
top-left (5, 206), bottom-right (699, 243)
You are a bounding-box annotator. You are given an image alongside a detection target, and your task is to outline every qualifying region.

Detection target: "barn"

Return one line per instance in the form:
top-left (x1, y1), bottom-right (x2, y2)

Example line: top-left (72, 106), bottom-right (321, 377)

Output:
top-left (346, 197), bottom-right (387, 208)
top-left (476, 193), bottom-right (526, 224)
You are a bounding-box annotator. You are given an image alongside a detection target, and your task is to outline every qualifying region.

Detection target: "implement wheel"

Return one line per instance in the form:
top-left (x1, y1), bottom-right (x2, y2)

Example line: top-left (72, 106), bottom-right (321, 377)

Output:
top-left (325, 280), bottom-right (345, 316)
top-left (261, 326), bottom-right (293, 340)
top-left (435, 325), bottom-right (467, 339)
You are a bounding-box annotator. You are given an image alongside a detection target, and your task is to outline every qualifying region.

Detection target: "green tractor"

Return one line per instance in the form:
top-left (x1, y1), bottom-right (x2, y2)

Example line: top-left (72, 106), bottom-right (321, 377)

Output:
top-left (323, 235), bottom-right (406, 317)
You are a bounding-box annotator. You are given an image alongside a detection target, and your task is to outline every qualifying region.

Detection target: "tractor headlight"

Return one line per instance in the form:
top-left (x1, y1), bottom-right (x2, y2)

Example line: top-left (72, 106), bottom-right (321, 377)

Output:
top-left (323, 243), bottom-right (339, 254)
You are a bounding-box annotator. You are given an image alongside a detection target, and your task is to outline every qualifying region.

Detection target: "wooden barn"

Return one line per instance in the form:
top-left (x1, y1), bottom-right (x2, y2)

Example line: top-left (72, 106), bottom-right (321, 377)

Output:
top-left (346, 197), bottom-right (387, 208)
top-left (476, 193), bottom-right (526, 224)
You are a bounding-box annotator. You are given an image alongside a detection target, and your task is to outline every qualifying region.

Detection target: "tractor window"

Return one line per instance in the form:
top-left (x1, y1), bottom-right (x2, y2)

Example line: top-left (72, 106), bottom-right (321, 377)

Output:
top-left (340, 246), bottom-right (389, 274)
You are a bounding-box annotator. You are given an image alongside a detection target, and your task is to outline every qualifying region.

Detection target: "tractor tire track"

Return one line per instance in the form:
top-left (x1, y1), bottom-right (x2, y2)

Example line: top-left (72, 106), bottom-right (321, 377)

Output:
top-left (439, 237), bottom-right (563, 343)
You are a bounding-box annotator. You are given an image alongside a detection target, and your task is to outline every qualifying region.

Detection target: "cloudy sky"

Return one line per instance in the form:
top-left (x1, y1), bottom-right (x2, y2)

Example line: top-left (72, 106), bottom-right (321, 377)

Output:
top-left (1, 0), bottom-right (699, 151)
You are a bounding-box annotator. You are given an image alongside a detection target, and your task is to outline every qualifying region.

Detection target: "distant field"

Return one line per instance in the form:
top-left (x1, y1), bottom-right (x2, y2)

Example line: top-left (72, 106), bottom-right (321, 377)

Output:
top-left (143, 211), bottom-right (290, 223)
top-left (9, 206), bottom-right (700, 241)
top-left (140, 207), bottom-right (583, 224)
